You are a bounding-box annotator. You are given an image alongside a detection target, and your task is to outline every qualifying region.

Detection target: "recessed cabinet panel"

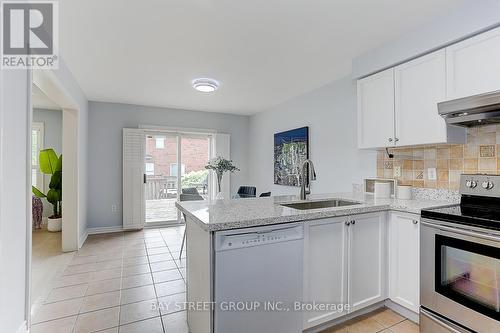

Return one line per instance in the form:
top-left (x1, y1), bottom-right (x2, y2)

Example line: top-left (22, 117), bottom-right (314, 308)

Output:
top-left (348, 213), bottom-right (386, 312)
top-left (388, 213), bottom-right (420, 313)
top-left (303, 218), bottom-right (348, 329)
top-left (395, 50), bottom-right (448, 146)
top-left (357, 69), bottom-right (395, 149)
top-left (447, 26), bottom-right (500, 99)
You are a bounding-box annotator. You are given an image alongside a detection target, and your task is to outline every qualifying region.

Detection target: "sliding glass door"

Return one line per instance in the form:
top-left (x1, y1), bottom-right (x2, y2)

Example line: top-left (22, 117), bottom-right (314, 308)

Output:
top-left (180, 135), bottom-right (211, 200)
top-left (144, 131), bottom-right (212, 224)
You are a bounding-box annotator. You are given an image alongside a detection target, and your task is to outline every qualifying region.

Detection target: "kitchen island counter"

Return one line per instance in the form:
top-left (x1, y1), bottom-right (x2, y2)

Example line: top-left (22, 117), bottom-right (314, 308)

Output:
top-left (175, 192), bottom-right (456, 232)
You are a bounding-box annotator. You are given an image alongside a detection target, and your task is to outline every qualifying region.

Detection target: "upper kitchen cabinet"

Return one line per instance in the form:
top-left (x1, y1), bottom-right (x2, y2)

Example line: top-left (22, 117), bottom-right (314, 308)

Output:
top-left (446, 26), bottom-right (500, 100)
top-left (357, 51), bottom-right (466, 149)
top-left (395, 50), bottom-right (459, 146)
top-left (357, 68), bottom-right (395, 149)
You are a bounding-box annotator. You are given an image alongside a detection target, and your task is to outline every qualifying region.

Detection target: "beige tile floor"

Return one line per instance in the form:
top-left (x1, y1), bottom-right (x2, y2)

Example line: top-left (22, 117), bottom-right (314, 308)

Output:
top-left (31, 226), bottom-right (418, 333)
top-left (31, 229), bottom-right (75, 304)
top-left (320, 308), bottom-right (419, 333)
top-left (30, 226), bottom-right (188, 333)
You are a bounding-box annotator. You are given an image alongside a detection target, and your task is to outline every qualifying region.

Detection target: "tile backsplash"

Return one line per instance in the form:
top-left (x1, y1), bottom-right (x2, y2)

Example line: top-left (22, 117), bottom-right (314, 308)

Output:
top-left (376, 125), bottom-right (500, 190)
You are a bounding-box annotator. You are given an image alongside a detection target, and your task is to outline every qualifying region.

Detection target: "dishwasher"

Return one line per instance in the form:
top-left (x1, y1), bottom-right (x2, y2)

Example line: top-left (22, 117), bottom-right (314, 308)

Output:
top-left (214, 223), bottom-right (304, 333)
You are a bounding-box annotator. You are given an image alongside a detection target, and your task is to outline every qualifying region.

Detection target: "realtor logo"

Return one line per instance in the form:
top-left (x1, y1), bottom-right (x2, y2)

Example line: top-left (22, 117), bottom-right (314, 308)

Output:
top-left (1, 1), bottom-right (58, 69)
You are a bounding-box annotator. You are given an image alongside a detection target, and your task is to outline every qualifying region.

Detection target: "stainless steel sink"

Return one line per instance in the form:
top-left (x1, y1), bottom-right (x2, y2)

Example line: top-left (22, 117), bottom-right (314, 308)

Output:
top-left (280, 199), bottom-right (361, 210)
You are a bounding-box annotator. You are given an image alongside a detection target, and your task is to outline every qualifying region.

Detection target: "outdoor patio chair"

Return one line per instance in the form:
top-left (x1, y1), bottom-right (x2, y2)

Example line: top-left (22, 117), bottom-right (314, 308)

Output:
top-left (181, 187), bottom-right (200, 195)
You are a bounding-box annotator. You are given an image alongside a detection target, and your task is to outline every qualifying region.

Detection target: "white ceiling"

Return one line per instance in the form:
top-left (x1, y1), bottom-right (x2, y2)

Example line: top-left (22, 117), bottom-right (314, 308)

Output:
top-left (32, 84), bottom-right (61, 110)
top-left (60, 0), bottom-right (464, 115)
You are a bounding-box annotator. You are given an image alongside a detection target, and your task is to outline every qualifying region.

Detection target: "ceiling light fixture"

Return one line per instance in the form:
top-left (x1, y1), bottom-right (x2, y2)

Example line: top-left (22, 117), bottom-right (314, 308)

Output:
top-left (192, 78), bottom-right (219, 93)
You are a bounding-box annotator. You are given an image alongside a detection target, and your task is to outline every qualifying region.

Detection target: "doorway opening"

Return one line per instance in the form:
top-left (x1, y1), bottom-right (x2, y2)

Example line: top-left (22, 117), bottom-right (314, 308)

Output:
top-left (30, 83), bottom-right (75, 306)
top-left (144, 132), bottom-right (212, 225)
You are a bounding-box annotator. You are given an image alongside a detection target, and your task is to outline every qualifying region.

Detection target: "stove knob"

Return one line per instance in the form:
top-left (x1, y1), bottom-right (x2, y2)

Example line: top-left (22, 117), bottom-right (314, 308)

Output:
top-left (466, 180), bottom-right (477, 188)
top-left (482, 181), bottom-right (494, 190)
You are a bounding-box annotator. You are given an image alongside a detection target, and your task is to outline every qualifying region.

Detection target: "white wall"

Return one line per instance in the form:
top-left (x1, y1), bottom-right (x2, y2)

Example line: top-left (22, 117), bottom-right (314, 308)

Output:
top-left (33, 108), bottom-right (62, 154)
top-left (249, 76), bottom-right (376, 196)
top-left (0, 69), bottom-right (29, 333)
top-left (87, 101), bottom-right (249, 229)
top-left (352, 0), bottom-right (500, 78)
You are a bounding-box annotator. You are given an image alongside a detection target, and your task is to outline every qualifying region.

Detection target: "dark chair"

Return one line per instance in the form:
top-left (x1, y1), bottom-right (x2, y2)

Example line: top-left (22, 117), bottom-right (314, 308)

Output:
top-left (237, 186), bottom-right (257, 198)
top-left (179, 191), bottom-right (204, 259)
top-left (259, 192), bottom-right (271, 197)
top-left (181, 187), bottom-right (200, 195)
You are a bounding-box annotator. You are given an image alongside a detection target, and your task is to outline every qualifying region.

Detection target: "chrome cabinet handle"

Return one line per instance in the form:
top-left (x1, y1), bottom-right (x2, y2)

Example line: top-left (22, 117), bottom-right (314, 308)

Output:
top-left (394, 138), bottom-right (399, 142)
top-left (388, 138), bottom-right (393, 142)
top-left (413, 220), bottom-right (418, 225)
top-left (351, 220), bottom-right (356, 225)
top-left (345, 221), bottom-right (350, 226)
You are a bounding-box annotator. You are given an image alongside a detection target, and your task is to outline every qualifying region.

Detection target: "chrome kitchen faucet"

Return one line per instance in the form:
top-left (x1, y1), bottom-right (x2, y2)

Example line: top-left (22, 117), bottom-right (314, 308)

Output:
top-left (300, 159), bottom-right (316, 200)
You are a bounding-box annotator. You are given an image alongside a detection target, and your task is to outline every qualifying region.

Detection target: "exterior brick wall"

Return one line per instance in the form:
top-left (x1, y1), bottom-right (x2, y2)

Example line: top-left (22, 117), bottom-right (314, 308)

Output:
top-left (146, 136), bottom-right (209, 176)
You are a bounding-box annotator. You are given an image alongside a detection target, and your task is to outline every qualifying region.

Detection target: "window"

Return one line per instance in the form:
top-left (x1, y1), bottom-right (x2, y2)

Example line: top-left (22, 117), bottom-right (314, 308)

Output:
top-left (32, 122), bottom-right (44, 190)
top-left (435, 235), bottom-right (500, 320)
top-left (170, 163), bottom-right (185, 177)
top-left (145, 162), bottom-right (155, 176)
top-left (155, 136), bottom-right (165, 149)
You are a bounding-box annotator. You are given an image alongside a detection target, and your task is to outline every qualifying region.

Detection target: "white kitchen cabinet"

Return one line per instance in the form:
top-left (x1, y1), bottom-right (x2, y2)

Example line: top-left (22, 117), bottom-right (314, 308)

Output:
top-left (348, 212), bottom-right (387, 312)
top-left (446, 26), bottom-right (500, 100)
top-left (303, 217), bottom-right (348, 329)
top-left (388, 212), bottom-right (420, 313)
top-left (357, 68), bottom-right (395, 149)
top-left (394, 50), bottom-right (463, 146)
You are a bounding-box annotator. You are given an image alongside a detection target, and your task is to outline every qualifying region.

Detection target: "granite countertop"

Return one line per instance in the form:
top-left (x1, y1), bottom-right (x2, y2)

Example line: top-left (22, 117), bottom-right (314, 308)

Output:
top-left (175, 192), bottom-right (458, 232)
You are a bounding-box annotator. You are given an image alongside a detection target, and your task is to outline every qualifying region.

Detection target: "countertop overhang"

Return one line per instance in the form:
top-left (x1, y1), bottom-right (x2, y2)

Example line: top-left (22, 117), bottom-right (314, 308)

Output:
top-left (175, 193), bottom-right (457, 232)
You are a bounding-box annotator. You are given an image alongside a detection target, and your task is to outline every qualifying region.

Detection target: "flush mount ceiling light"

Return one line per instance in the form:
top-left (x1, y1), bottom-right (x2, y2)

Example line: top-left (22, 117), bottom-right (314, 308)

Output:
top-left (192, 78), bottom-right (219, 93)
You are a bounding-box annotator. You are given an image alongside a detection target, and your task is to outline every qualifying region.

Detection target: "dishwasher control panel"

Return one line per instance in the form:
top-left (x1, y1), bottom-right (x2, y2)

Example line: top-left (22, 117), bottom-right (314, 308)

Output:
top-left (216, 224), bottom-right (304, 251)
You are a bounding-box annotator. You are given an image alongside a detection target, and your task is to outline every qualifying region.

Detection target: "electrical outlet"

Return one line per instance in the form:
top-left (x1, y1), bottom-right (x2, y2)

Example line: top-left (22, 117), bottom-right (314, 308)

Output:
top-left (393, 166), bottom-right (401, 177)
top-left (427, 168), bottom-right (437, 181)
top-left (111, 204), bottom-right (119, 213)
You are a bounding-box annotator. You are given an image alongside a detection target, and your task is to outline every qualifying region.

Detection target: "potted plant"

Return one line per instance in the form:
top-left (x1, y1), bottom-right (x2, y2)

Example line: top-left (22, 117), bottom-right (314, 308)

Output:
top-left (32, 148), bottom-right (62, 232)
top-left (205, 157), bottom-right (239, 199)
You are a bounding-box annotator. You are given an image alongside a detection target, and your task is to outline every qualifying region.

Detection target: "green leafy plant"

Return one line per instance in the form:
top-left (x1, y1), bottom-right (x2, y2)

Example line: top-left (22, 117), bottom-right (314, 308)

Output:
top-left (32, 148), bottom-right (62, 219)
top-left (181, 169), bottom-right (209, 188)
top-left (205, 157), bottom-right (239, 193)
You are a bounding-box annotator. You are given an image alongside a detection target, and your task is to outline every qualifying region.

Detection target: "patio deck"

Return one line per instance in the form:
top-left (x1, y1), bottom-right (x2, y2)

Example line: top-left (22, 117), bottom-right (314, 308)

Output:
top-left (146, 198), bottom-right (179, 223)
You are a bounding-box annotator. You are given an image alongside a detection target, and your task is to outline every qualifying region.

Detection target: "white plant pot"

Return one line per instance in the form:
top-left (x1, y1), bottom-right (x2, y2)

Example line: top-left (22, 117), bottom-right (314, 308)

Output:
top-left (47, 217), bottom-right (62, 232)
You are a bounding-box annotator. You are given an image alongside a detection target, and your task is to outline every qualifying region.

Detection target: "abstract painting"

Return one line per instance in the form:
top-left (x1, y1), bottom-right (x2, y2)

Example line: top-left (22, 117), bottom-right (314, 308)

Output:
top-left (274, 127), bottom-right (309, 186)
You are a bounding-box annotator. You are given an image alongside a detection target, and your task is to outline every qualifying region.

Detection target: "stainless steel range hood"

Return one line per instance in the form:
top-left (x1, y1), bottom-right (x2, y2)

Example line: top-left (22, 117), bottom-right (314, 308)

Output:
top-left (438, 90), bottom-right (500, 127)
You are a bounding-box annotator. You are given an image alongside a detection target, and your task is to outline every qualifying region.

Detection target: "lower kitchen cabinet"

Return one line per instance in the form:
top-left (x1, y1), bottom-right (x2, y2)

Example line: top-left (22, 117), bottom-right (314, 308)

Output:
top-left (388, 212), bottom-right (420, 313)
top-left (303, 217), bottom-right (348, 329)
top-left (348, 212), bottom-right (387, 312)
top-left (303, 212), bottom-right (387, 329)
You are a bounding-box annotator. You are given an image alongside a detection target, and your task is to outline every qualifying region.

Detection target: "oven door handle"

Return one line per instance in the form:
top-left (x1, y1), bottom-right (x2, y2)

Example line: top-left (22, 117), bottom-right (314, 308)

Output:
top-left (421, 221), bottom-right (500, 242)
top-left (420, 307), bottom-right (471, 333)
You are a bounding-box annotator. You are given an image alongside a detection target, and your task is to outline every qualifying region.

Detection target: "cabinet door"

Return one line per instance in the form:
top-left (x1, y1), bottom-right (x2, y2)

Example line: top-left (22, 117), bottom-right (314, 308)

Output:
top-left (348, 213), bottom-right (386, 312)
top-left (395, 50), bottom-right (447, 146)
top-left (388, 213), bottom-right (420, 313)
top-left (303, 217), bottom-right (348, 329)
top-left (447, 26), bottom-right (500, 99)
top-left (357, 68), bottom-right (395, 149)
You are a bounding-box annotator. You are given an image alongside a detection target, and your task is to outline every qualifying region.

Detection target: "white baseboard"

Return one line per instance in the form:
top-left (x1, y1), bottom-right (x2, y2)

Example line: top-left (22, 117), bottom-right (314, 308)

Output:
top-left (306, 301), bottom-right (385, 332)
top-left (86, 226), bottom-right (124, 235)
top-left (384, 299), bottom-right (419, 323)
top-left (16, 321), bottom-right (28, 333)
top-left (78, 230), bottom-right (88, 248)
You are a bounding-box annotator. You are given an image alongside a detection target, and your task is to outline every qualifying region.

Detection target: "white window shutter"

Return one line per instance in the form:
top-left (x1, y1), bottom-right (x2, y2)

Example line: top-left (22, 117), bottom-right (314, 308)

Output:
top-left (123, 128), bottom-right (145, 229)
top-left (213, 133), bottom-right (231, 199)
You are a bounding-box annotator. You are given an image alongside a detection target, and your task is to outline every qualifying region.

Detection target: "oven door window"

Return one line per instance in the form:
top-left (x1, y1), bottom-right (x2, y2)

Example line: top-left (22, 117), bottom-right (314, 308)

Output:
top-left (435, 235), bottom-right (500, 320)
